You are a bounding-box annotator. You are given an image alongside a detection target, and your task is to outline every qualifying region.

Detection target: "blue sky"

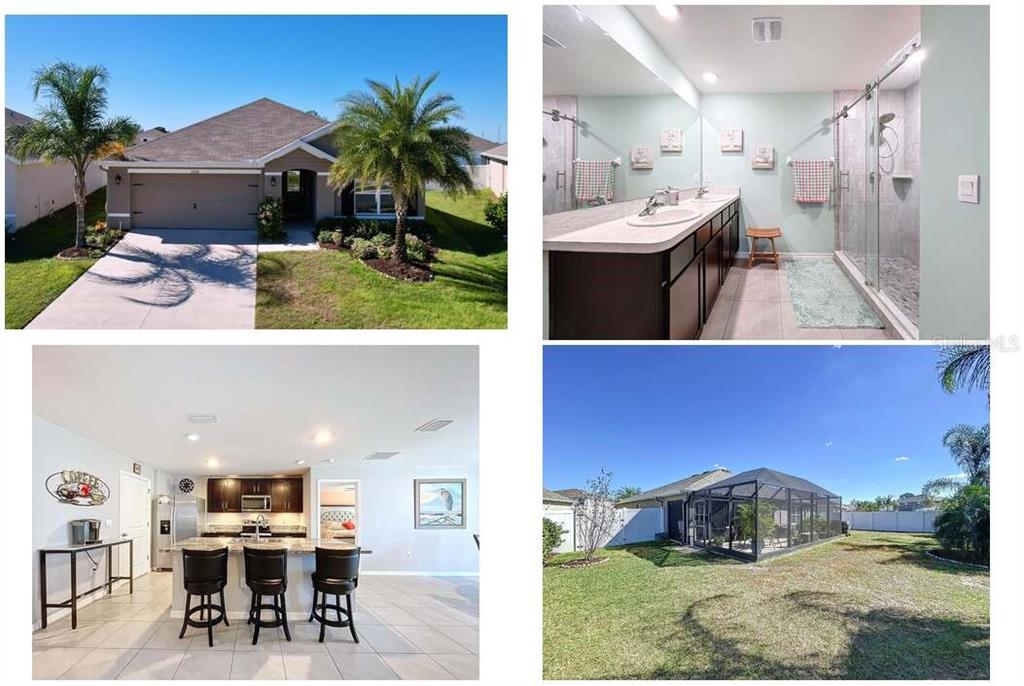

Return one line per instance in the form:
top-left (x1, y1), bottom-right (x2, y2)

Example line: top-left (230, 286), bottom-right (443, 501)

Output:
top-left (5, 15), bottom-right (507, 140)
top-left (544, 346), bottom-right (989, 502)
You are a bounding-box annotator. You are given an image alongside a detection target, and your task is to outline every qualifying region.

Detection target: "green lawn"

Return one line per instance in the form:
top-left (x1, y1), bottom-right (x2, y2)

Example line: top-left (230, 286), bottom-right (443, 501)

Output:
top-left (544, 532), bottom-right (989, 680)
top-left (255, 189), bottom-right (506, 329)
top-left (5, 188), bottom-right (105, 329)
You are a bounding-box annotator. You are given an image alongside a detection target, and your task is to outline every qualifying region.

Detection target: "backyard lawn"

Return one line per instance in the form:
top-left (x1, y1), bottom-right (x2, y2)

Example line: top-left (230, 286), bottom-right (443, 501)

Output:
top-left (255, 189), bottom-right (506, 328)
top-left (544, 532), bottom-right (989, 680)
top-left (4, 188), bottom-right (105, 329)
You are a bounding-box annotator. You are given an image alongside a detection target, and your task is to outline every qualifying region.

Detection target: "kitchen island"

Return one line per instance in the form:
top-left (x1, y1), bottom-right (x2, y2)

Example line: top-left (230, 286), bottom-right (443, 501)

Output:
top-left (168, 537), bottom-right (367, 621)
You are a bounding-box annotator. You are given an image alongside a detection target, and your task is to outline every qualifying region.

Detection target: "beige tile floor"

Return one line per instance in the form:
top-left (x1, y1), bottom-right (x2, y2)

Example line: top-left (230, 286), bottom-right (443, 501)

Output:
top-left (33, 571), bottom-right (479, 680)
top-left (700, 260), bottom-right (894, 340)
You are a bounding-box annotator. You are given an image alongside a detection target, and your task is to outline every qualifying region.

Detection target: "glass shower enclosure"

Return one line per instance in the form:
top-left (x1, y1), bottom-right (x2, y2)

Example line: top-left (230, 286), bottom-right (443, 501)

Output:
top-left (835, 36), bottom-right (922, 335)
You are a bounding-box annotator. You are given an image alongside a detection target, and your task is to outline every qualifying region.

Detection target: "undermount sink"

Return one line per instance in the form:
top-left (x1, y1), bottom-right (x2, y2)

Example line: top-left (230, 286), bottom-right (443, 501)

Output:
top-left (690, 193), bottom-right (732, 203)
top-left (626, 207), bottom-right (701, 227)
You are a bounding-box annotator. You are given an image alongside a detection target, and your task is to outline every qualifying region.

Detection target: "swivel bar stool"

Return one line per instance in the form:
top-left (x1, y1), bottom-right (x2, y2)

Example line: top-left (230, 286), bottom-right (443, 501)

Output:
top-left (178, 547), bottom-right (229, 647)
top-left (243, 546), bottom-right (292, 645)
top-left (308, 546), bottom-right (361, 643)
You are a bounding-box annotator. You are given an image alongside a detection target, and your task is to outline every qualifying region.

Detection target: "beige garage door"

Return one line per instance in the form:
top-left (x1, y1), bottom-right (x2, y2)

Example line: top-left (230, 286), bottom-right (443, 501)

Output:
top-left (131, 173), bottom-right (260, 229)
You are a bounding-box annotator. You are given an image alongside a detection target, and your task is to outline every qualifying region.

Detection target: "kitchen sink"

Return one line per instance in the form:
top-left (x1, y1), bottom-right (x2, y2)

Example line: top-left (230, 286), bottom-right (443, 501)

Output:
top-left (626, 207), bottom-right (702, 227)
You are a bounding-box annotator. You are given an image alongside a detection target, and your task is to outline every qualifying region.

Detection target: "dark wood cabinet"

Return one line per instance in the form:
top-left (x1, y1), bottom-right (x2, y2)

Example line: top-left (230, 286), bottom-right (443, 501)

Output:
top-left (242, 478), bottom-right (271, 496)
top-left (549, 197), bottom-right (740, 340)
top-left (207, 478), bottom-right (241, 513)
top-left (271, 478), bottom-right (304, 513)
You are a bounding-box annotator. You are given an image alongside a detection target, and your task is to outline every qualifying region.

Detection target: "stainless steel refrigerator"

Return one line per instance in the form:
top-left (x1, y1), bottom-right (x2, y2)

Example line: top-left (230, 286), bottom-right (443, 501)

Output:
top-left (152, 494), bottom-right (206, 570)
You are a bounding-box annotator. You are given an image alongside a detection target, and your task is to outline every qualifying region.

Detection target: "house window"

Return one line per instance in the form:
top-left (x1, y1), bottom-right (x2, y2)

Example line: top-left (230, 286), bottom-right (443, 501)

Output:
top-left (354, 184), bottom-right (397, 216)
top-left (285, 171), bottom-right (302, 192)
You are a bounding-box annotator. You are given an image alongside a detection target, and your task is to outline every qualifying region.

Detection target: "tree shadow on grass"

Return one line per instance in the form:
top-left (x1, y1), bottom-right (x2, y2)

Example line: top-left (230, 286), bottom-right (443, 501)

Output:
top-left (616, 542), bottom-right (738, 569)
top-left (427, 207), bottom-right (506, 258)
top-left (5, 188), bottom-right (106, 262)
top-left (833, 536), bottom-right (988, 577)
top-left (255, 253), bottom-right (295, 307)
top-left (431, 257), bottom-right (507, 307)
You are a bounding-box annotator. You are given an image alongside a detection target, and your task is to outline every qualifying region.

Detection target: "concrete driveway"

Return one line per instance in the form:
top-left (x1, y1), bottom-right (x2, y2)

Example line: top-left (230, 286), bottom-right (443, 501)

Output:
top-left (27, 229), bottom-right (258, 329)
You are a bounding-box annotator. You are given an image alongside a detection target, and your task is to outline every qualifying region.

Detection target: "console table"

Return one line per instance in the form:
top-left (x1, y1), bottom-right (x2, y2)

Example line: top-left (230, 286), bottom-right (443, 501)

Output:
top-left (39, 539), bottom-right (133, 629)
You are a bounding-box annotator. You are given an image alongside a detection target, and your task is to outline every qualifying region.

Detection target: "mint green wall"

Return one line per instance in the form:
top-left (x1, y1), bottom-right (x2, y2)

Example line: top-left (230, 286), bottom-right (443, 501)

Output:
top-left (701, 93), bottom-right (835, 254)
top-left (577, 95), bottom-right (701, 202)
top-left (918, 6), bottom-right (989, 339)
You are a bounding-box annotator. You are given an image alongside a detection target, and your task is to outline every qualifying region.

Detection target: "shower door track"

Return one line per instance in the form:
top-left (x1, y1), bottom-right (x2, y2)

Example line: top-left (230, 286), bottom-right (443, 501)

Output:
top-left (833, 251), bottom-right (918, 340)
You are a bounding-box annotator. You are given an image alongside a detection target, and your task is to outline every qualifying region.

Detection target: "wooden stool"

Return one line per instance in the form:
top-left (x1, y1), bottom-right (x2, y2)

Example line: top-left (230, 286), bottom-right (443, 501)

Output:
top-left (747, 227), bottom-right (782, 270)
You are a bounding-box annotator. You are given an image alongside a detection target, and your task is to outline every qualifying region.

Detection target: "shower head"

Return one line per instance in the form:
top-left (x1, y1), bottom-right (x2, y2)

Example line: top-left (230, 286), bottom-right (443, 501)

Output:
top-left (879, 112), bottom-right (896, 126)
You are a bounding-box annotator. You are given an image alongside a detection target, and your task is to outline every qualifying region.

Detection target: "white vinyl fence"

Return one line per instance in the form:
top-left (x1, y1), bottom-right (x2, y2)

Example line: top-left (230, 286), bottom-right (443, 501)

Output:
top-left (843, 510), bottom-right (937, 533)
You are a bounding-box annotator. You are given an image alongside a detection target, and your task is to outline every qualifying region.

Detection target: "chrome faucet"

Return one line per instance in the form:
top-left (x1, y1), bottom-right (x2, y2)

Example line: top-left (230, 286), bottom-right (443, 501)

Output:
top-left (254, 514), bottom-right (269, 538)
top-left (639, 189), bottom-right (667, 216)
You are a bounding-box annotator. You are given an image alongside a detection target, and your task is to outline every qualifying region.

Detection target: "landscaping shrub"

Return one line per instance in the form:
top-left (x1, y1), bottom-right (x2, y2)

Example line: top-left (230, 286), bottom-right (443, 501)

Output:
top-left (256, 197), bottom-right (285, 241)
top-left (370, 232), bottom-right (393, 260)
top-left (84, 221), bottom-right (125, 251)
top-left (316, 230), bottom-right (334, 244)
top-left (934, 484), bottom-right (989, 564)
top-left (405, 234), bottom-right (430, 263)
top-left (483, 192), bottom-right (508, 234)
top-left (543, 517), bottom-right (565, 559)
top-left (350, 237), bottom-right (377, 260)
top-left (314, 216), bottom-right (358, 234)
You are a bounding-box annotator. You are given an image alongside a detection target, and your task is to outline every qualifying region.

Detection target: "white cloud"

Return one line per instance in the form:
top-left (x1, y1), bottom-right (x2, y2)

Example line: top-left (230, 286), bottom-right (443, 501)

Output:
top-left (894, 456), bottom-right (910, 462)
top-left (825, 440), bottom-right (833, 448)
top-left (940, 472), bottom-right (968, 480)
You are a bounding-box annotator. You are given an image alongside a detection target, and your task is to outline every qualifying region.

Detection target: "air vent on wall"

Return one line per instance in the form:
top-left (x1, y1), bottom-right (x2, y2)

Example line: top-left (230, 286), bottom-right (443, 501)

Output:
top-left (364, 451), bottom-right (401, 461)
top-left (415, 419), bottom-right (454, 432)
top-left (752, 17), bottom-right (783, 43)
top-left (186, 413), bottom-right (218, 424)
top-left (542, 33), bottom-right (566, 49)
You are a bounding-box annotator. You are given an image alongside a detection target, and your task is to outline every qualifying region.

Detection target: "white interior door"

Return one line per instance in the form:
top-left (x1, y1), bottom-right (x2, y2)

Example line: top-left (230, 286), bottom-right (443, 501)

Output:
top-left (119, 472), bottom-right (151, 579)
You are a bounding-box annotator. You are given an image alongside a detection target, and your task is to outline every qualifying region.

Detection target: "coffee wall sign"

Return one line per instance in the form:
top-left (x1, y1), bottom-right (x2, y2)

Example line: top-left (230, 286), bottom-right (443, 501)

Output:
top-left (45, 470), bottom-right (110, 506)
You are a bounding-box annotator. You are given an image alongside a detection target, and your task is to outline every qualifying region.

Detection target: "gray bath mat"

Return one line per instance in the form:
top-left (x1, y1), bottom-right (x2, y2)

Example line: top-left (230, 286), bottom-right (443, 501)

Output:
top-left (783, 257), bottom-right (883, 328)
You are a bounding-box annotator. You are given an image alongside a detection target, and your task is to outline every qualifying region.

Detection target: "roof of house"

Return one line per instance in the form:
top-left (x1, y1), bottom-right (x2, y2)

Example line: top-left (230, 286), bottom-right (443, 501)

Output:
top-left (466, 134), bottom-right (501, 154)
top-left (5, 107), bottom-right (36, 131)
top-left (480, 143), bottom-right (508, 162)
top-left (554, 488), bottom-right (587, 500)
top-left (123, 98), bottom-right (330, 163)
top-left (693, 467), bottom-right (840, 498)
top-left (616, 468), bottom-right (732, 507)
top-left (133, 127), bottom-right (170, 146)
top-left (543, 488), bottom-right (575, 505)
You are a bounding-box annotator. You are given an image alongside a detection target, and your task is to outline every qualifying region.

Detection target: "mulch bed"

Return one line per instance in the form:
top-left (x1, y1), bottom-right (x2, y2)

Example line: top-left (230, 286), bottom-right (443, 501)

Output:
top-left (926, 549), bottom-right (989, 568)
top-left (56, 246), bottom-right (101, 260)
top-left (559, 557), bottom-right (609, 569)
top-left (364, 258), bottom-right (433, 282)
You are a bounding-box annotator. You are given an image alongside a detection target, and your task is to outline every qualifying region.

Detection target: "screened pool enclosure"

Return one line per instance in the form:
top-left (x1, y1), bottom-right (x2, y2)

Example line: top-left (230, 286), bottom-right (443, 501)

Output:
top-left (689, 468), bottom-right (842, 561)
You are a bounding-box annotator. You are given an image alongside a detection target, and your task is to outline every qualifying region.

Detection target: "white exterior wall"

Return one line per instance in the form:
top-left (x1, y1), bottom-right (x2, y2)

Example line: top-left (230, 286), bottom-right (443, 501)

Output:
top-left (605, 506), bottom-right (662, 546)
top-left (843, 510), bottom-right (937, 533)
top-left (5, 159), bottom-right (106, 232)
top-left (543, 503), bottom-right (575, 553)
top-left (486, 159), bottom-right (508, 195)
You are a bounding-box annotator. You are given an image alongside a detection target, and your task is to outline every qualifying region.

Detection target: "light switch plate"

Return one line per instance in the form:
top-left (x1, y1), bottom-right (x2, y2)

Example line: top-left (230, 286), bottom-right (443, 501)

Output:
top-left (958, 174), bottom-right (980, 204)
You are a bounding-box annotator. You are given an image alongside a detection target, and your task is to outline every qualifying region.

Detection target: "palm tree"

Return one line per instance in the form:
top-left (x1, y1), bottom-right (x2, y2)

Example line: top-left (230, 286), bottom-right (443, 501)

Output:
top-left (6, 62), bottom-right (139, 249)
top-left (923, 422), bottom-right (990, 496)
top-left (328, 73), bottom-right (474, 262)
top-left (614, 486), bottom-right (643, 502)
top-left (874, 494), bottom-right (897, 511)
top-left (936, 345), bottom-right (990, 397)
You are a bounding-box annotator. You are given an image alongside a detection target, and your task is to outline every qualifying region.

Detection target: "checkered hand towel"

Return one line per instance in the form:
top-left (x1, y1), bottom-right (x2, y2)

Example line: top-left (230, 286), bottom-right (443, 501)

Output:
top-left (574, 159), bottom-right (615, 204)
top-left (792, 159), bottom-right (830, 203)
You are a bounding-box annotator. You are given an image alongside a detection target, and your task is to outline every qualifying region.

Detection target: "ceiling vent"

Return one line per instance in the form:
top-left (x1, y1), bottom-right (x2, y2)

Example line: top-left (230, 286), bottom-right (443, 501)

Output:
top-left (415, 419), bottom-right (454, 433)
top-left (364, 451), bottom-right (401, 461)
top-left (543, 33), bottom-right (566, 49)
top-left (751, 17), bottom-right (783, 43)
top-left (186, 413), bottom-right (218, 425)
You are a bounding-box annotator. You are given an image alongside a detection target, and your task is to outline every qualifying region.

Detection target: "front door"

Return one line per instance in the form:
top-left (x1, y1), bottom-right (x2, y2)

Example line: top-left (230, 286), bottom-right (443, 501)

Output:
top-left (283, 170), bottom-right (313, 220)
top-left (667, 500), bottom-right (684, 543)
top-left (119, 472), bottom-right (151, 579)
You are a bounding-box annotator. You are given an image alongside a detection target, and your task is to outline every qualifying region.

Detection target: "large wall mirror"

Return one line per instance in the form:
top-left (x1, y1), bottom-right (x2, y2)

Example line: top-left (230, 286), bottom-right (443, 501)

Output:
top-left (542, 5), bottom-right (702, 215)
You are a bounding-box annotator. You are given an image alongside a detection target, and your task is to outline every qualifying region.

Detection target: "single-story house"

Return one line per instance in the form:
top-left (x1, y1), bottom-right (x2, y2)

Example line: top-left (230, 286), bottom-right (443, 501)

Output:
top-left (543, 488), bottom-right (576, 554)
top-left (132, 127), bottom-right (169, 145)
top-left (465, 134), bottom-right (502, 166)
top-left (616, 467), bottom-right (843, 561)
top-left (480, 143), bottom-right (508, 195)
top-left (5, 108), bottom-right (107, 232)
top-left (898, 494), bottom-right (935, 511)
top-left (102, 98), bottom-right (425, 231)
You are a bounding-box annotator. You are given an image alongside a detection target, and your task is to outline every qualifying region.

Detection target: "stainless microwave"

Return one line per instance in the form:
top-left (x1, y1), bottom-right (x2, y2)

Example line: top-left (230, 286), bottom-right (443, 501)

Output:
top-left (241, 495), bottom-right (272, 512)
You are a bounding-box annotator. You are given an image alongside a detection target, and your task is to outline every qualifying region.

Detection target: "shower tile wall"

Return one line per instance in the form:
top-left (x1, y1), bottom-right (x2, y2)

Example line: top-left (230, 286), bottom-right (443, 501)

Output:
top-left (835, 90), bottom-right (866, 265)
top-left (543, 95), bottom-right (577, 215)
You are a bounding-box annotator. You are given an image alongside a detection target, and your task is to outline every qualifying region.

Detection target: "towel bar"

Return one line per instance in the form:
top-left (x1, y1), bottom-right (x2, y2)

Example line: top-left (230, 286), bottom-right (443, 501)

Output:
top-left (786, 156), bottom-right (835, 166)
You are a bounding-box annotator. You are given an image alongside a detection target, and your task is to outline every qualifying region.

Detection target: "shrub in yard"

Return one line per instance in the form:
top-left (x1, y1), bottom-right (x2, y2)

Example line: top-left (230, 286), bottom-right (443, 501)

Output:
top-left (543, 517), bottom-right (565, 559)
top-left (350, 237), bottom-right (378, 260)
top-left (256, 197), bottom-right (285, 241)
top-left (405, 234), bottom-right (430, 263)
top-left (84, 221), bottom-right (125, 251)
top-left (314, 216), bottom-right (357, 234)
top-left (483, 192), bottom-right (508, 234)
top-left (934, 484), bottom-right (989, 564)
top-left (370, 232), bottom-right (393, 260)
top-left (316, 230), bottom-right (335, 244)
top-left (575, 470), bottom-right (623, 563)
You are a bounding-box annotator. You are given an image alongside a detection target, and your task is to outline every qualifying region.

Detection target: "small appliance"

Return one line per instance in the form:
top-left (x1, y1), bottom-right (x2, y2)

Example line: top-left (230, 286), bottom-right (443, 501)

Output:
top-left (70, 518), bottom-right (102, 545)
top-left (241, 494), bottom-right (272, 512)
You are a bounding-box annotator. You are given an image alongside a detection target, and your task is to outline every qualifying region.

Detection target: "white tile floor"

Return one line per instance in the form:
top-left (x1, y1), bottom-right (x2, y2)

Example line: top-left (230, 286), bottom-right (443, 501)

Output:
top-left (700, 260), bottom-right (894, 340)
top-left (33, 571), bottom-right (479, 680)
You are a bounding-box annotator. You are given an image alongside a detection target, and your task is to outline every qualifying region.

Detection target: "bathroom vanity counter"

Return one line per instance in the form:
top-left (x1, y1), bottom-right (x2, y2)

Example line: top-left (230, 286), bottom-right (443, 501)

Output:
top-left (546, 191), bottom-right (742, 340)
top-left (543, 190), bottom-right (740, 254)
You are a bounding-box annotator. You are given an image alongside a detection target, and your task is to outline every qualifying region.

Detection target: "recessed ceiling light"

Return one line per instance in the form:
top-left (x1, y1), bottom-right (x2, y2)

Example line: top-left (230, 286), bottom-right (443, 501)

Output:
top-left (184, 433), bottom-right (200, 442)
top-left (295, 460), bottom-right (306, 465)
top-left (205, 457), bottom-right (219, 468)
top-left (415, 419), bottom-right (454, 433)
top-left (186, 413), bottom-right (218, 425)
top-left (311, 429), bottom-right (334, 445)
top-left (702, 71), bottom-right (719, 84)
top-left (364, 451), bottom-right (401, 461)
top-left (322, 458), bottom-right (335, 464)
top-left (656, 5), bottom-right (680, 22)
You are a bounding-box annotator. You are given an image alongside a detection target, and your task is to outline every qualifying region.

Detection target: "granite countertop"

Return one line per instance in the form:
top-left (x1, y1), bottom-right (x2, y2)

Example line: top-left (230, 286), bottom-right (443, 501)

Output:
top-left (170, 536), bottom-right (362, 553)
top-left (543, 188), bottom-right (740, 254)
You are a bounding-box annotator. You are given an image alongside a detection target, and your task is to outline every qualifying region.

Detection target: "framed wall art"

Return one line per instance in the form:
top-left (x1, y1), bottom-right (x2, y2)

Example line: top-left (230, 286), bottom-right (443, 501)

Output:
top-left (659, 128), bottom-right (682, 152)
top-left (720, 128), bottom-right (743, 152)
top-left (414, 478), bottom-right (466, 529)
top-left (751, 144), bottom-right (775, 169)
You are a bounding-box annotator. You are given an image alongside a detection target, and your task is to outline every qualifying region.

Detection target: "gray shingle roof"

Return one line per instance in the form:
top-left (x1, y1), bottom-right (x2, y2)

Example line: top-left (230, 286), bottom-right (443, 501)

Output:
top-left (693, 467), bottom-right (839, 498)
top-left (480, 143), bottom-right (507, 161)
top-left (554, 488), bottom-right (587, 500)
top-left (466, 134), bottom-right (501, 154)
top-left (133, 128), bottom-right (169, 146)
top-left (543, 488), bottom-right (574, 505)
top-left (124, 98), bottom-right (330, 163)
top-left (616, 468), bottom-right (732, 507)
top-left (5, 107), bottom-right (36, 131)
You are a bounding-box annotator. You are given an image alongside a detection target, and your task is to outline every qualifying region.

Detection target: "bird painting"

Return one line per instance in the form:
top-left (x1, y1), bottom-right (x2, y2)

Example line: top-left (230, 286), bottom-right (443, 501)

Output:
top-left (415, 479), bottom-right (466, 528)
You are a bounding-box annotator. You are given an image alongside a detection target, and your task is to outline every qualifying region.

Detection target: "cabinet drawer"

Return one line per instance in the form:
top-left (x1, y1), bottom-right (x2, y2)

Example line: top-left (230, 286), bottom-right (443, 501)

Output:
top-left (695, 221), bottom-right (712, 251)
top-left (712, 212), bottom-right (723, 231)
top-left (667, 234), bottom-right (695, 281)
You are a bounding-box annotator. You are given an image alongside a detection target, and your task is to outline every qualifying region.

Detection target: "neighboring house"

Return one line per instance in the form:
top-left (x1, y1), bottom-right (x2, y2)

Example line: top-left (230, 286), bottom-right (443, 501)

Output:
top-left (102, 98), bottom-right (425, 231)
top-left (133, 127), bottom-right (169, 145)
top-left (551, 486), bottom-right (658, 550)
top-left (898, 494), bottom-right (936, 511)
top-left (543, 488), bottom-right (576, 554)
top-left (480, 143), bottom-right (508, 195)
top-left (616, 467), bottom-right (843, 561)
top-left (5, 107), bottom-right (107, 232)
top-left (465, 134), bottom-right (501, 166)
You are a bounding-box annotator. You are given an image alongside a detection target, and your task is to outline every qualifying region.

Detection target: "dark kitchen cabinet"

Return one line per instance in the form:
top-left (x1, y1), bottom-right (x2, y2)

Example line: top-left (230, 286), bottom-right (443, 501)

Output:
top-left (207, 478), bottom-right (241, 513)
top-left (271, 478), bottom-right (304, 513)
top-left (242, 478), bottom-right (271, 496)
top-left (549, 197), bottom-right (740, 340)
